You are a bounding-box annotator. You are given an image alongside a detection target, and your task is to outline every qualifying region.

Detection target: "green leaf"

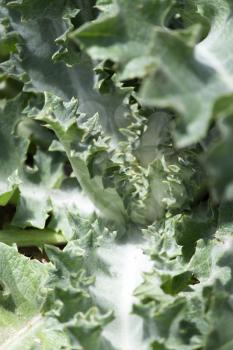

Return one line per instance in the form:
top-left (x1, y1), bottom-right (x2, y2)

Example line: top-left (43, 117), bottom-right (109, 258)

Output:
top-left (44, 238), bottom-right (116, 350)
top-left (204, 114), bottom-right (233, 201)
top-left (0, 243), bottom-right (68, 349)
top-left (71, 0), bottom-right (174, 78)
top-left (48, 178), bottom-right (96, 240)
top-left (72, 0), bottom-right (233, 146)
top-left (36, 93), bottom-right (127, 224)
top-left (12, 149), bottom-right (64, 229)
top-left (1, 0), bottom-right (131, 143)
top-left (0, 94), bottom-right (28, 206)
top-left (174, 201), bottom-right (217, 260)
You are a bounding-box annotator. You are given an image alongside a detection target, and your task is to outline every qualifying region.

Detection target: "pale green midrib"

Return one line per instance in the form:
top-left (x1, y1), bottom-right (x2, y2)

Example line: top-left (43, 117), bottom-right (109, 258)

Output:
top-left (0, 315), bottom-right (43, 350)
top-left (0, 229), bottom-right (66, 247)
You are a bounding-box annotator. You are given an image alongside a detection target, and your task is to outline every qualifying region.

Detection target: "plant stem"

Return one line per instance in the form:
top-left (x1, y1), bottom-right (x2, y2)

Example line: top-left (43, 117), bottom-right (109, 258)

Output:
top-left (0, 229), bottom-right (67, 247)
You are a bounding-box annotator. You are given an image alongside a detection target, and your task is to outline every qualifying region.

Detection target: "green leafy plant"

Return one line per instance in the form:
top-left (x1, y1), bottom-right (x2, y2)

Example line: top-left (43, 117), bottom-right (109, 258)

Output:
top-left (0, 0), bottom-right (233, 349)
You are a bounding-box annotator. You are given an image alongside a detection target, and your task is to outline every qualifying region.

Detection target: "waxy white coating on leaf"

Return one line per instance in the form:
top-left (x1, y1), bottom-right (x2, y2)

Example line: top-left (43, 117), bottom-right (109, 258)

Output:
top-left (91, 241), bottom-right (153, 350)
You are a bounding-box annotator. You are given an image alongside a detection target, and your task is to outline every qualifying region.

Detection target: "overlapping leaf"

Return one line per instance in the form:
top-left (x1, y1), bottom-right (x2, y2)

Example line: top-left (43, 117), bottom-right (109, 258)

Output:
top-left (72, 0), bottom-right (233, 147)
top-left (0, 243), bottom-right (68, 350)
